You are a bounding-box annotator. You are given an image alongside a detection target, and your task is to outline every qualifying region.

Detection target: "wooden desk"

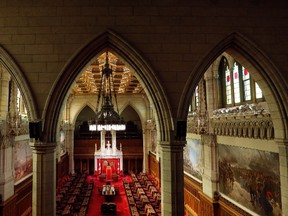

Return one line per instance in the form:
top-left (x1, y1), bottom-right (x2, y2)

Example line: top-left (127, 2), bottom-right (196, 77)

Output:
top-left (140, 195), bottom-right (150, 204)
top-left (137, 188), bottom-right (145, 197)
top-left (67, 195), bottom-right (77, 204)
top-left (102, 185), bottom-right (116, 201)
top-left (145, 204), bottom-right (156, 215)
top-left (62, 204), bottom-right (72, 215)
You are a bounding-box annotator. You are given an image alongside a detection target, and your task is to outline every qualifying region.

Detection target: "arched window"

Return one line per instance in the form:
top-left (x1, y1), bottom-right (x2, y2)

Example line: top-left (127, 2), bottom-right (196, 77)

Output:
top-left (188, 85), bottom-right (199, 113)
top-left (219, 56), bottom-right (264, 107)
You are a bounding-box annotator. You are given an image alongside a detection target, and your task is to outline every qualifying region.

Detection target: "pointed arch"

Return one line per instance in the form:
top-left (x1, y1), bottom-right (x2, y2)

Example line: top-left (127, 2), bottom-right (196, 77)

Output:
top-left (179, 32), bottom-right (288, 139)
top-left (0, 45), bottom-right (37, 120)
top-left (120, 98), bottom-right (147, 125)
top-left (43, 30), bottom-right (172, 143)
top-left (71, 103), bottom-right (96, 126)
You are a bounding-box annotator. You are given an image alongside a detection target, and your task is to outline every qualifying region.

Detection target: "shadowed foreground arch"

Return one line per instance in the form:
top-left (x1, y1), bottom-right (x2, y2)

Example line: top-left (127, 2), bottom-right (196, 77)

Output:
top-left (179, 32), bottom-right (288, 139)
top-left (43, 30), bottom-right (172, 144)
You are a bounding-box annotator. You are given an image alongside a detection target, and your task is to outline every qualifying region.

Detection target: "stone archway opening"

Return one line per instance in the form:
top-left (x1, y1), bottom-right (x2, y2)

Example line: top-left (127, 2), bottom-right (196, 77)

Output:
top-left (182, 33), bottom-right (287, 215)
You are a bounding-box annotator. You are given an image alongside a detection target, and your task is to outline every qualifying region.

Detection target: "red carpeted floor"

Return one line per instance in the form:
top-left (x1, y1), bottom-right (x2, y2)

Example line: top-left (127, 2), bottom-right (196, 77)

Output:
top-left (86, 175), bottom-right (132, 216)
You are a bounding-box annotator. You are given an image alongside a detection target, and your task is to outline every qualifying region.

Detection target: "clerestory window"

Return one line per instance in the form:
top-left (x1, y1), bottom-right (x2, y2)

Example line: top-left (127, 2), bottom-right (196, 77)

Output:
top-left (219, 56), bottom-right (264, 107)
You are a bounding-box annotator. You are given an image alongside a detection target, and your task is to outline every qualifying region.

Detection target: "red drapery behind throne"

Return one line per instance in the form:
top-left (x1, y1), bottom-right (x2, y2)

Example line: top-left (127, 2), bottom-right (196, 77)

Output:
top-left (106, 166), bottom-right (112, 180)
top-left (97, 158), bottom-right (120, 174)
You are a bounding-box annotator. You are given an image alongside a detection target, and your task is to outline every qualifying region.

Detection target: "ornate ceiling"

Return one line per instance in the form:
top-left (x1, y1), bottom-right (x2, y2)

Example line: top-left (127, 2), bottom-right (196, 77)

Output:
top-left (72, 52), bottom-right (144, 95)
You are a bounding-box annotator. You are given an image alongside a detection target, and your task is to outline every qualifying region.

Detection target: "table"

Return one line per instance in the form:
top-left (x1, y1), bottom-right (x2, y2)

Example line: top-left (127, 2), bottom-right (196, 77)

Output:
top-left (102, 185), bottom-right (116, 201)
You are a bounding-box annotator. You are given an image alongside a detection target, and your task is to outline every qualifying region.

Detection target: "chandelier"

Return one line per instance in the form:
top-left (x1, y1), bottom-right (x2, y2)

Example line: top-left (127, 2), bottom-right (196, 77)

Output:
top-left (89, 51), bottom-right (126, 131)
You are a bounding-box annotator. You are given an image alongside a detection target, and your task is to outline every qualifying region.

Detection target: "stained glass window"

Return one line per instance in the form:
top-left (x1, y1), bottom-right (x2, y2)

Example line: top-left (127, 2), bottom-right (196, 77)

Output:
top-left (225, 67), bottom-right (232, 104)
top-left (242, 67), bottom-right (251, 101)
top-left (219, 56), bottom-right (264, 107)
top-left (195, 85), bottom-right (199, 107)
top-left (233, 63), bottom-right (240, 103)
top-left (17, 88), bottom-right (21, 112)
top-left (255, 83), bottom-right (263, 99)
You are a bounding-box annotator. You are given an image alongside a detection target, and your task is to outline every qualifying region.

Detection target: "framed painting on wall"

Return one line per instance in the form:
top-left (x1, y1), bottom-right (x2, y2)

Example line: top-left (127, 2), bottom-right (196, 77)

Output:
top-left (184, 138), bottom-right (203, 181)
top-left (218, 144), bottom-right (282, 215)
top-left (14, 139), bottom-right (32, 182)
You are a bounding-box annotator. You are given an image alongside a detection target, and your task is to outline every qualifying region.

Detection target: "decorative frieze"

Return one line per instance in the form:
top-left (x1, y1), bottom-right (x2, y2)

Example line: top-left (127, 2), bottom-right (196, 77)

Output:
top-left (211, 118), bottom-right (274, 139)
top-left (212, 103), bottom-right (269, 117)
top-left (188, 104), bottom-right (274, 139)
top-left (211, 104), bottom-right (273, 139)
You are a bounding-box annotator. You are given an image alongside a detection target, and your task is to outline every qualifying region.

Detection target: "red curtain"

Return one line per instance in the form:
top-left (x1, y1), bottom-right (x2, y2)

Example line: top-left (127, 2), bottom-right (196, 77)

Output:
top-left (97, 158), bottom-right (120, 174)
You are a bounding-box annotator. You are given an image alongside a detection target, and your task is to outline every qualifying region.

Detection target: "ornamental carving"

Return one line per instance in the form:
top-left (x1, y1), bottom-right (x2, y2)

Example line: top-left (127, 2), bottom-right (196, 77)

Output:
top-left (188, 104), bottom-right (274, 140)
top-left (187, 111), bottom-right (209, 135)
top-left (211, 118), bottom-right (273, 139)
top-left (211, 104), bottom-right (273, 139)
top-left (0, 120), bottom-right (14, 148)
top-left (212, 103), bottom-right (268, 116)
top-left (0, 114), bottom-right (29, 148)
top-left (6, 112), bottom-right (29, 136)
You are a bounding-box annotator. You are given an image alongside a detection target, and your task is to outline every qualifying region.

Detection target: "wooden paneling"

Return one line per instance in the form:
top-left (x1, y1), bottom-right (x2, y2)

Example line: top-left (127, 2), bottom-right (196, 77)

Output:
top-left (74, 139), bottom-right (143, 156)
top-left (199, 193), bottom-right (218, 216)
top-left (57, 153), bottom-right (69, 180)
top-left (123, 158), bottom-right (143, 174)
top-left (184, 174), bottom-right (253, 216)
top-left (184, 175), bottom-right (217, 216)
top-left (218, 197), bottom-right (252, 216)
top-left (148, 153), bottom-right (160, 185)
top-left (0, 177), bottom-right (32, 216)
top-left (0, 194), bottom-right (17, 216)
top-left (184, 175), bottom-right (201, 215)
top-left (15, 177), bottom-right (32, 216)
top-left (74, 139), bottom-right (143, 174)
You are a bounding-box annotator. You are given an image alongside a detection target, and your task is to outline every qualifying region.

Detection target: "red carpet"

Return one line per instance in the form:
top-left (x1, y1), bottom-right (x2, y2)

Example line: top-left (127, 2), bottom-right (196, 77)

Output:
top-left (86, 175), bottom-right (131, 216)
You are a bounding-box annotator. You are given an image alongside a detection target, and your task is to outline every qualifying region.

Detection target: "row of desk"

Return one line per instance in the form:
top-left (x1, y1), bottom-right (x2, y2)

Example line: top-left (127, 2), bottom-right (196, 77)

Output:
top-left (125, 173), bottom-right (161, 216)
top-left (56, 173), bottom-right (94, 216)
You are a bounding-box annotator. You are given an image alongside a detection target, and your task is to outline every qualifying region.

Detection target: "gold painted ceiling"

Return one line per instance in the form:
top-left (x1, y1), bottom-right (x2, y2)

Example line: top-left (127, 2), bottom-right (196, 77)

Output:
top-left (72, 52), bottom-right (143, 95)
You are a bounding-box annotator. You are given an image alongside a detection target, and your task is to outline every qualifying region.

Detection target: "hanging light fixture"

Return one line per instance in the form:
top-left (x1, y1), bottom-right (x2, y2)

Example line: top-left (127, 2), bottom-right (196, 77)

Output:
top-left (89, 51), bottom-right (126, 131)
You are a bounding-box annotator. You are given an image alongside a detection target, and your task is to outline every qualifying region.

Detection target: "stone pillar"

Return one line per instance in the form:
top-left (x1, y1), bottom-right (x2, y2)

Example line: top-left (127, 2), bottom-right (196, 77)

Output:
top-left (101, 130), bottom-right (106, 149)
top-left (160, 140), bottom-right (186, 216)
top-left (204, 69), bottom-right (217, 132)
top-left (30, 141), bottom-right (57, 216)
top-left (201, 134), bottom-right (218, 198)
top-left (0, 65), bottom-right (10, 121)
top-left (142, 122), bottom-right (151, 172)
top-left (111, 130), bottom-right (116, 153)
top-left (0, 67), bottom-right (14, 202)
top-left (277, 139), bottom-right (288, 215)
top-left (65, 125), bottom-right (75, 174)
top-left (0, 138), bottom-right (15, 201)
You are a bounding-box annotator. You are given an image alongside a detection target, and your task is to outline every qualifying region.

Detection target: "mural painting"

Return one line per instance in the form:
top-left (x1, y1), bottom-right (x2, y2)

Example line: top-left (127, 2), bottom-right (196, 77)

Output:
top-left (183, 138), bottom-right (202, 181)
top-left (14, 139), bottom-right (32, 182)
top-left (218, 144), bottom-right (282, 216)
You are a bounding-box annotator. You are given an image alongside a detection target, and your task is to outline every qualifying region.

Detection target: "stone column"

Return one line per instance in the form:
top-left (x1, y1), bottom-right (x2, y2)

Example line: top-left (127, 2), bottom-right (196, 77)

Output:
top-left (0, 138), bottom-right (15, 201)
top-left (204, 69), bottom-right (217, 132)
top-left (201, 134), bottom-right (218, 198)
top-left (142, 122), bottom-right (151, 172)
top-left (160, 140), bottom-right (186, 216)
top-left (277, 139), bottom-right (288, 215)
top-left (111, 130), bottom-right (116, 153)
top-left (0, 66), bottom-right (14, 202)
top-left (101, 130), bottom-right (106, 150)
top-left (0, 65), bottom-right (10, 121)
top-left (65, 125), bottom-right (75, 174)
top-left (30, 141), bottom-right (57, 216)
